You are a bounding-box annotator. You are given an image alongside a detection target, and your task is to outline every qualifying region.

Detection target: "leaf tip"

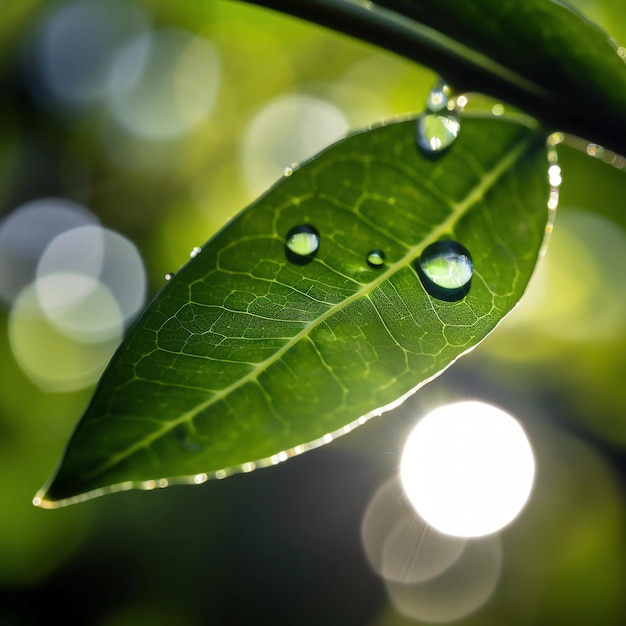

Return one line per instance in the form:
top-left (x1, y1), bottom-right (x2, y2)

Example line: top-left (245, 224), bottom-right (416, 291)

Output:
top-left (32, 476), bottom-right (136, 509)
top-left (32, 490), bottom-right (58, 510)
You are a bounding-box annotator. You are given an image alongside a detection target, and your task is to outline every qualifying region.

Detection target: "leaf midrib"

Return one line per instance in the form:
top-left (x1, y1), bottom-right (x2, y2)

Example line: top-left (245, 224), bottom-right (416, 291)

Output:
top-left (81, 124), bottom-right (541, 484)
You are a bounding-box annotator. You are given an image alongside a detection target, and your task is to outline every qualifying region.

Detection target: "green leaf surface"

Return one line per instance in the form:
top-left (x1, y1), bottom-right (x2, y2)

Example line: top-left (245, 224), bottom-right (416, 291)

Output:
top-left (36, 114), bottom-right (553, 507)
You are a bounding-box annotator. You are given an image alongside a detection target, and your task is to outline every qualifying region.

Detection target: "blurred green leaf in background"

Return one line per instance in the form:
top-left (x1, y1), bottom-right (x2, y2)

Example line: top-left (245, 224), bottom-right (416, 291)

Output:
top-left (0, 0), bottom-right (625, 625)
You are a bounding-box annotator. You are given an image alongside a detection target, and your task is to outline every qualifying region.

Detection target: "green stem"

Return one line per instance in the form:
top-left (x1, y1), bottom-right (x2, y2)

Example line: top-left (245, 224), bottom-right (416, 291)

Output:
top-left (239, 0), bottom-right (625, 156)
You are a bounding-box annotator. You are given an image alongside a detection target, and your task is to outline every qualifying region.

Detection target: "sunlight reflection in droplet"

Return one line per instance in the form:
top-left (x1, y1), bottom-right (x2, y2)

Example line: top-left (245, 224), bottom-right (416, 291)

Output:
top-left (400, 401), bottom-right (535, 538)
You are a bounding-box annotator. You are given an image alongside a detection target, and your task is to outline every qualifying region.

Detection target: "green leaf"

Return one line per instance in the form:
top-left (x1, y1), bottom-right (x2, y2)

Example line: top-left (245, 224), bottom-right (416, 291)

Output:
top-left (247, 0), bottom-right (626, 155)
top-left (375, 0), bottom-right (626, 111)
top-left (36, 114), bottom-right (553, 507)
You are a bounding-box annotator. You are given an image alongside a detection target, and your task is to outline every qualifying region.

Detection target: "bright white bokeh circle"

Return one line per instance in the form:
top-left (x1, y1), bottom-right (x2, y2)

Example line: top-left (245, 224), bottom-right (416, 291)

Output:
top-left (400, 401), bottom-right (535, 538)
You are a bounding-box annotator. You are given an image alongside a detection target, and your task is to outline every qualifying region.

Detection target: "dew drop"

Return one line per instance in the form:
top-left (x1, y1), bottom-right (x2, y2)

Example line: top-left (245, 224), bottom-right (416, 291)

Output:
top-left (417, 112), bottom-right (461, 154)
top-left (416, 240), bottom-right (473, 302)
top-left (586, 143), bottom-right (605, 159)
top-left (548, 164), bottom-right (562, 187)
top-left (283, 166), bottom-right (293, 177)
top-left (425, 81), bottom-right (451, 113)
top-left (193, 473), bottom-right (208, 484)
top-left (190, 246), bottom-right (202, 258)
top-left (366, 249), bottom-right (385, 268)
top-left (285, 224), bottom-right (320, 264)
top-left (454, 95), bottom-right (468, 112)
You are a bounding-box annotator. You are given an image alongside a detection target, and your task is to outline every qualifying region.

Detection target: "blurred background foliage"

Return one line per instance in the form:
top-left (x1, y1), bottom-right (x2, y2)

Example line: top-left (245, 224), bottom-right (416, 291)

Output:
top-left (0, 0), bottom-right (624, 624)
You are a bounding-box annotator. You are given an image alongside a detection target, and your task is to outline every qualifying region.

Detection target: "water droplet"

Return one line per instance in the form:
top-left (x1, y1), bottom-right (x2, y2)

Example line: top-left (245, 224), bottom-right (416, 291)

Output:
top-left (454, 94), bottom-right (468, 111)
top-left (190, 246), bottom-right (201, 258)
top-left (285, 224), bottom-right (320, 264)
top-left (417, 113), bottom-right (460, 154)
top-left (416, 240), bottom-right (473, 301)
top-left (547, 132), bottom-right (564, 147)
top-left (586, 143), bottom-right (605, 158)
top-left (425, 81), bottom-right (451, 113)
top-left (164, 272), bottom-right (175, 281)
top-left (548, 164), bottom-right (562, 187)
top-left (283, 166), bottom-right (293, 177)
top-left (366, 249), bottom-right (385, 268)
top-left (492, 104), bottom-right (505, 116)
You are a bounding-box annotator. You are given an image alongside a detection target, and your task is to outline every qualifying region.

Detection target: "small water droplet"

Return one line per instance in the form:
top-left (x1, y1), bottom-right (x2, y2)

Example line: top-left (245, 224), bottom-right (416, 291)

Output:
top-left (417, 112), bottom-right (461, 154)
top-left (547, 132), bottom-right (564, 147)
top-left (586, 143), bottom-right (605, 158)
top-left (548, 164), bottom-right (562, 187)
top-left (366, 249), bottom-right (385, 268)
top-left (285, 224), bottom-right (320, 264)
top-left (190, 246), bottom-right (202, 258)
top-left (425, 81), bottom-right (451, 112)
top-left (283, 166), bottom-right (293, 177)
top-left (454, 94), bottom-right (468, 111)
top-left (416, 240), bottom-right (473, 301)
top-left (193, 473), bottom-right (208, 484)
top-left (164, 272), bottom-right (175, 281)
top-left (492, 103), bottom-right (505, 116)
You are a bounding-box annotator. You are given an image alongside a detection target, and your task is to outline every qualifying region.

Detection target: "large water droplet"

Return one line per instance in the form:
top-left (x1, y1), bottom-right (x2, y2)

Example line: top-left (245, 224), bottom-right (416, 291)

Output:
top-left (366, 249), bottom-right (385, 268)
top-left (417, 240), bottom-right (473, 301)
top-left (417, 113), bottom-right (461, 154)
top-left (285, 225), bottom-right (320, 264)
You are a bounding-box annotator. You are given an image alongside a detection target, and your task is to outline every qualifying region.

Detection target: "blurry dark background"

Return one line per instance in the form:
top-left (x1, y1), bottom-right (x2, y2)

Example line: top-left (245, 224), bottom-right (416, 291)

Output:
top-left (0, 1), bottom-right (625, 624)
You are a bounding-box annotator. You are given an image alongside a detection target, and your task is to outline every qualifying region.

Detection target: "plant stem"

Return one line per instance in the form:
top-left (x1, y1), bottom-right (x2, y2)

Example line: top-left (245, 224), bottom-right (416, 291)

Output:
top-left (239, 0), bottom-right (626, 156)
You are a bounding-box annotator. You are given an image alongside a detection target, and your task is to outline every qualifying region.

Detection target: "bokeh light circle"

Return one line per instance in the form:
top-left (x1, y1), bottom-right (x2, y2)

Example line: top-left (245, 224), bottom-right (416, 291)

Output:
top-left (361, 478), bottom-right (466, 584)
top-left (108, 29), bottom-right (221, 140)
top-left (8, 281), bottom-right (123, 392)
top-left (0, 198), bottom-right (98, 307)
top-left (385, 534), bottom-right (502, 623)
top-left (28, 0), bottom-right (149, 109)
top-left (511, 208), bottom-right (626, 342)
top-left (35, 273), bottom-right (124, 343)
top-left (400, 401), bottom-right (535, 538)
top-left (36, 225), bottom-right (147, 330)
top-left (241, 93), bottom-right (348, 195)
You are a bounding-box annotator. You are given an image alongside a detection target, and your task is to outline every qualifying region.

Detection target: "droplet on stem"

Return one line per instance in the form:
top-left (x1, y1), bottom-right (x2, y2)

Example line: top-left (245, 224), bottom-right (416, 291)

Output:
top-left (285, 225), bottom-right (320, 265)
top-left (425, 81), bottom-right (451, 113)
top-left (416, 240), bottom-right (473, 302)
